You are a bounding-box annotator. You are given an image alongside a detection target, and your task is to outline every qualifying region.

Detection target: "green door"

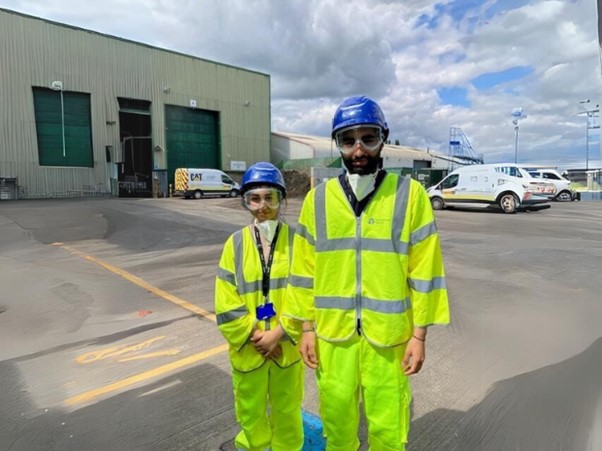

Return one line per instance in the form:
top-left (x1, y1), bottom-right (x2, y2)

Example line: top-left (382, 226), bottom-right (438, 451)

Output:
top-left (165, 105), bottom-right (220, 185)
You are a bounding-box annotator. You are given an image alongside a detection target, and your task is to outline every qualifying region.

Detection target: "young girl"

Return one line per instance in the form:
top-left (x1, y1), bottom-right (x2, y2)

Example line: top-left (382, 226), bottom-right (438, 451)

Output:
top-left (215, 162), bottom-right (303, 451)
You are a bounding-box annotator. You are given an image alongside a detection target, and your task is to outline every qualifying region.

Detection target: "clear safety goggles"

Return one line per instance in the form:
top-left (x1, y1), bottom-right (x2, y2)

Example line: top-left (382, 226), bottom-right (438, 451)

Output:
top-left (243, 187), bottom-right (282, 211)
top-left (334, 125), bottom-right (384, 154)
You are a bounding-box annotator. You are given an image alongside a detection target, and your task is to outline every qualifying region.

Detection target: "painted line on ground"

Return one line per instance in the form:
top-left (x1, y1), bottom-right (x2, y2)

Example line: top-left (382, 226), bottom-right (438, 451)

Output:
top-left (53, 243), bottom-right (216, 322)
top-left (75, 336), bottom-right (167, 364)
top-left (51, 243), bottom-right (228, 407)
top-left (64, 343), bottom-right (229, 406)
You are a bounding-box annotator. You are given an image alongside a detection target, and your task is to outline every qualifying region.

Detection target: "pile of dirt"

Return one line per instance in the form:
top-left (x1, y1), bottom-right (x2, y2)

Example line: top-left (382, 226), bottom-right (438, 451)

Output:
top-left (283, 170), bottom-right (311, 198)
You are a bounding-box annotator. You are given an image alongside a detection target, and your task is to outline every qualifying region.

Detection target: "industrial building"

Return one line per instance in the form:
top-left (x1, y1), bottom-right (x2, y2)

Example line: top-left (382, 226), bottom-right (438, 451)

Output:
top-left (271, 131), bottom-right (452, 187)
top-left (0, 8), bottom-right (271, 199)
top-left (272, 131), bottom-right (450, 170)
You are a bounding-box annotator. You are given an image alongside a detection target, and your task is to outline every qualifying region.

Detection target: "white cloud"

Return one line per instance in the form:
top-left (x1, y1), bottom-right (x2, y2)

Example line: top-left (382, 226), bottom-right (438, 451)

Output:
top-left (1, 0), bottom-right (600, 167)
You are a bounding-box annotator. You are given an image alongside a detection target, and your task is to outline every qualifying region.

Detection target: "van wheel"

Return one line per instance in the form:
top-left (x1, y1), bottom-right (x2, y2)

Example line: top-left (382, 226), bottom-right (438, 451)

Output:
top-left (431, 197), bottom-right (444, 210)
top-left (229, 189), bottom-right (239, 198)
top-left (554, 190), bottom-right (572, 202)
top-left (193, 190), bottom-right (203, 199)
top-left (499, 193), bottom-right (518, 214)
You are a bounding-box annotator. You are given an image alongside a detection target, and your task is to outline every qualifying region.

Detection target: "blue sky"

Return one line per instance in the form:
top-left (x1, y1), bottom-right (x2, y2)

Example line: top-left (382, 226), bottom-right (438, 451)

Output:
top-left (1, 0), bottom-right (600, 168)
top-left (438, 66), bottom-right (535, 106)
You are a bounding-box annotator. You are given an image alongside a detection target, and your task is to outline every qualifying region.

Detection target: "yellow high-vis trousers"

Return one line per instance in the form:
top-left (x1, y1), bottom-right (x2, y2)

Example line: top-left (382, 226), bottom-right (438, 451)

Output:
top-left (316, 335), bottom-right (411, 451)
top-left (231, 359), bottom-right (304, 451)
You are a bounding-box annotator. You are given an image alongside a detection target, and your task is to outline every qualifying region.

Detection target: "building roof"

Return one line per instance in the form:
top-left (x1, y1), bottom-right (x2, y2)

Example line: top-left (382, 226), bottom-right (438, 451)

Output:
top-left (272, 130), bottom-right (439, 161)
top-left (0, 7), bottom-right (269, 78)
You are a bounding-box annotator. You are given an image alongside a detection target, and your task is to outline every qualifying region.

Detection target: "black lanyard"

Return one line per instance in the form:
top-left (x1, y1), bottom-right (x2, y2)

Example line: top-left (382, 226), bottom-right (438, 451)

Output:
top-left (253, 223), bottom-right (281, 299)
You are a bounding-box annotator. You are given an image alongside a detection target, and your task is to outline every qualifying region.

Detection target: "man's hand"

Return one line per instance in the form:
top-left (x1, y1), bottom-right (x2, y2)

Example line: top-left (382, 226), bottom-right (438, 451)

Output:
top-left (300, 330), bottom-right (318, 369)
top-left (402, 336), bottom-right (425, 375)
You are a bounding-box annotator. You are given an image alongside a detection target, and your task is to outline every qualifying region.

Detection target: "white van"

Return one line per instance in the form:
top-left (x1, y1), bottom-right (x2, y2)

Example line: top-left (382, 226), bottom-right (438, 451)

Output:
top-left (524, 168), bottom-right (579, 201)
top-left (427, 164), bottom-right (551, 214)
top-left (174, 168), bottom-right (240, 199)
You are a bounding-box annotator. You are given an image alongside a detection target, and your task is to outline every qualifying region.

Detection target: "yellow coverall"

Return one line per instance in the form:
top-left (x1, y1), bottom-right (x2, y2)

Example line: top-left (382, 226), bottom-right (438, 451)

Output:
top-left (283, 173), bottom-right (450, 450)
top-left (216, 223), bottom-right (303, 451)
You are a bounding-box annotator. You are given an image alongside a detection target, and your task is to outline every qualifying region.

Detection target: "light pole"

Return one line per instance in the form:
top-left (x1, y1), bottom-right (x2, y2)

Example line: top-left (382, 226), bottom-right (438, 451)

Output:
top-left (511, 108), bottom-right (526, 163)
top-left (512, 119), bottom-right (519, 164)
top-left (578, 100), bottom-right (600, 172)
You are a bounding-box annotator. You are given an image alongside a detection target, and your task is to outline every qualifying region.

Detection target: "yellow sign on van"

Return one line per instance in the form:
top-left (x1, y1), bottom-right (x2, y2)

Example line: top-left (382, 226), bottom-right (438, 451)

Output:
top-left (174, 168), bottom-right (240, 199)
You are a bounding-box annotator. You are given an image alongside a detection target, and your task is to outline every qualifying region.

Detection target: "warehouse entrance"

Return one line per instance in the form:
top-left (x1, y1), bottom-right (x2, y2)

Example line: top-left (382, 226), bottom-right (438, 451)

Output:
top-left (165, 105), bottom-right (220, 187)
top-left (117, 98), bottom-right (153, 198)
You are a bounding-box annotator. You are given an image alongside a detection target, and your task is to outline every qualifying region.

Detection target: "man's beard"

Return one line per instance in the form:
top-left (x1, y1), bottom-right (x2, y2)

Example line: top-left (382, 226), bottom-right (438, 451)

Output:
top-left (342, 152), bottom-right (382, 175)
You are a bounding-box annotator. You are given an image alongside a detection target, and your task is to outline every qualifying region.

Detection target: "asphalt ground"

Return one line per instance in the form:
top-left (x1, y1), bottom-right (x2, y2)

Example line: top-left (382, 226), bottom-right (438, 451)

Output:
top-left (0, 195), bottom-right (601, 450)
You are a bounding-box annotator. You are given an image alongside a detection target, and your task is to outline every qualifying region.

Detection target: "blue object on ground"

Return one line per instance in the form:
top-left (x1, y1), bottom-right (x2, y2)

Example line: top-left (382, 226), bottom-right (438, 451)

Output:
top-left (302, 409), bottom-right (326, 450)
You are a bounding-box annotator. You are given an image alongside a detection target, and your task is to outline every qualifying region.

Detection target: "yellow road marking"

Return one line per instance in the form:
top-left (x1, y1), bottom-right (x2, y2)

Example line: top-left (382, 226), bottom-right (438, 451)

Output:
top-left (51, 243), bottom-right (228, 407)
top-left (53, 243), bottom-right (216, 322)
top-left (118, 349), bottom-right (181, 362)
top-left (76, 336), bottom-right (167, 364)
top-left (63, 344), bottom-right (229, 406)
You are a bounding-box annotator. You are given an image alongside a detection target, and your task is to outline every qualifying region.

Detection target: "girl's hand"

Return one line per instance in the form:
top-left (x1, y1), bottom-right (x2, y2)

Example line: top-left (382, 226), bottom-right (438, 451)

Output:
top-left (266, 344), bottom-right (282, 360)
top-left (251, 326), bottom-right (284, 356)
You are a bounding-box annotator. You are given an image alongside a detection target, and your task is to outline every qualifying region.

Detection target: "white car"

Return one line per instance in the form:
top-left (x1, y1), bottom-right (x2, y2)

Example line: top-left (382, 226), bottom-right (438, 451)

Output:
top-left (526, 169), bottom-right (579, 201)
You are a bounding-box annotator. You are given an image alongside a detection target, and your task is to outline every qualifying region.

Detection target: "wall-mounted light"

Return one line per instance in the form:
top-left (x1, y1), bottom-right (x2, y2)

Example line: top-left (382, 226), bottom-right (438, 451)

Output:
top-left (190, 99), bottom-right (197, 109)
top-left (163, 86), bottom-right (171, 94)
top-left (50, 81), bottom-right (66, 157)
top-left (244, 100), bottom-right (251, 107)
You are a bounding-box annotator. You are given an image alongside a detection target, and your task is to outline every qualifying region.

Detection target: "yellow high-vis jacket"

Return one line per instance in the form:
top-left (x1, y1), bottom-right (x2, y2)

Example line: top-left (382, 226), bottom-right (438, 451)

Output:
top-left (215, 223), bottom-right (301, 372)
top-left (283, 173), bottom-right (450, 347)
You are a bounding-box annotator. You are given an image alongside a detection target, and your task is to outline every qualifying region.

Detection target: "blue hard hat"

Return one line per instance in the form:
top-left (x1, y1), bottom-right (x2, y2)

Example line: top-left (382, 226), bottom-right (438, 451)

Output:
top-left (331, 95), bottom-right (389, 140)
top-left (241, 162), bottom-right (286, 197)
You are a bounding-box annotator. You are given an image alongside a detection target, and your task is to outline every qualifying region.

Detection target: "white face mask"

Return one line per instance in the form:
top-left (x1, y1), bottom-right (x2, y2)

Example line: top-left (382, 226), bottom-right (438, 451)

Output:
top-left (347, 172), bottom-right (377, 201)
top-left (255, 219), bottom-right (279, 243)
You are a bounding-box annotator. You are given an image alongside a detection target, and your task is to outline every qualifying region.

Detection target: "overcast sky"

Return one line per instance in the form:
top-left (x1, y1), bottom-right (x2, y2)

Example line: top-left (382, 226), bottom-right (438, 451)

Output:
top-left (2, 0), bottom-right (601, 168)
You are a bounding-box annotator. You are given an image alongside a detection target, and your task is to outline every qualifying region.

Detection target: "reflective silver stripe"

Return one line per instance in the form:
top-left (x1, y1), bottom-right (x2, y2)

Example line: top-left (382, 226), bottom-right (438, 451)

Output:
top-left (410, 221), bottom-right (437, 246)
top-left (315, 296), bottom-right (355, 310)
top-left (393, 175), bottom-right (411, 244)
top-left (317, 237), bottom-right (399, 253)
top-left (355, 216), bottom-right (362, 325)
top-left (315, 183), bottom-right (327, 244)
top-left (288, 226), bottom-right (295, 261)
top-left (363, 297), bottom-right (411, 314)
top-left (408, 277), bottom-right (447, 293)
top-left (270, 277), bottom-right (288, 291)
top-left (217, 267), bottom-right (236, 285)
top-left (315, 296), bottom-right (411, 314)
top-left (216, 306), bottom-right (248, 325)
top-left (289, 275), bottom-right (313, 289)
top-left (239, 279), bottom-right (260, 295)
top-left (237, 276), bottom-right (288, 296)
top-left (295, 222), bottom-right (315, 246)
top-left (316, 237), bottom-right (355, 251)
top-left (233, 229), bottom-right (245, 295)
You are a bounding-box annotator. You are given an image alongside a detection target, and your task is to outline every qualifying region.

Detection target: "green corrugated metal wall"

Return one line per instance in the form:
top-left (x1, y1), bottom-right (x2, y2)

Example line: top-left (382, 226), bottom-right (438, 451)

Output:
top-left (32, 87), bottom-right (93, 167)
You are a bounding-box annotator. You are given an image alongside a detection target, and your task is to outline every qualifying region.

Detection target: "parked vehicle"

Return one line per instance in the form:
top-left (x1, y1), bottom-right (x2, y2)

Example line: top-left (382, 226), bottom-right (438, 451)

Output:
top-left (525, 168), bottom-right (580, 201)
top-left (174, 168), bottom-right (240, 199)
top-left (427, 164), bottom-right (551, 214)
